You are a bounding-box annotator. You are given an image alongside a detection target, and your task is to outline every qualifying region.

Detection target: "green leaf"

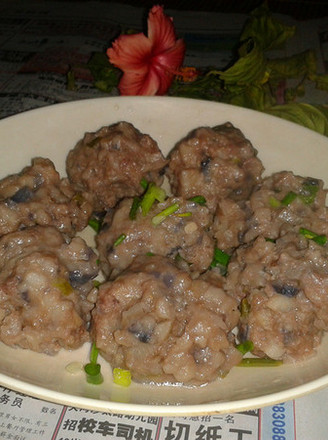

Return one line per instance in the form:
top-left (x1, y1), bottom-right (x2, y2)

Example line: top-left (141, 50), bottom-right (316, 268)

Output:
top-left (219, 39), bottom-right (268, 86)
top-left (88, 52), bottom-right (121, 93)
top-left (267, 50), bottom-right (317, 82)
top-left (240, 3), bottom-right (296, 51)
top-left (266, 103), bottom-right (328, 136)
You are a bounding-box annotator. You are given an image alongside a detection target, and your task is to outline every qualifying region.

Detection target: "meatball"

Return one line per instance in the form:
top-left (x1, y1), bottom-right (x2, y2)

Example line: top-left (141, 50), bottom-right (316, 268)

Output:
top-left (0, 226), bottom-right (99, 354)
top-left (96, 196), bottom-right (215, 279)
top-left (0, 157), bottom-right (93, 237)
top-left (167, 123), bottom-right (264, 212)
top-left (66, 122), bottom-right (167, 211)
top-left (225, 232), bottom-right (328, 361)
top-left (91, 255), bottom-right (241, 385)
top-left (244, 171), bottom-right (328, 243)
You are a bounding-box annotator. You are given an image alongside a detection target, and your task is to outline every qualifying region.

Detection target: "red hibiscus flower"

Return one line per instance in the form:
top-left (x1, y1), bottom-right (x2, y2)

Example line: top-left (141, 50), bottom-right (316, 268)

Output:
top-left (107, 5), bottom-right (186, 95)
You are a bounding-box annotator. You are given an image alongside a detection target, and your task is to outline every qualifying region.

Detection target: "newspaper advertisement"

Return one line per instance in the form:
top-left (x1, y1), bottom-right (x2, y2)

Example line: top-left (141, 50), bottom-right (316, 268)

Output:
top-left (1, 384), bottom-right (328, 439)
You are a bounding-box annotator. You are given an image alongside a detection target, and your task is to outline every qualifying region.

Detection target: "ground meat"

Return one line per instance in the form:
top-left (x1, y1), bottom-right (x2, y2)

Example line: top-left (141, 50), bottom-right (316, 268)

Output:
top-left (167, 123), bottom-right (264, 212)
top-left (0, 226), bottom-right (99, 354)
top-left (96, 196), bottom-right (215, 279)
top-left (91, 255), bottom-right (241, 385)
top-left (66, 122), bottom-right (167, 211)
top-left (225, 232), bottom-right (328, 361)
top-left (211, 199), bottom-right (251, 252)
top-left (244, 171), bottom-right (328, 243)
top-left (0, 157), bottom-right (93, 237)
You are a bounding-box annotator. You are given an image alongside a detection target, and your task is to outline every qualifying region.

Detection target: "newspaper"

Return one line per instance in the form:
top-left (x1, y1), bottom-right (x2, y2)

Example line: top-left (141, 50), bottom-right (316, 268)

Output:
top-left (1, 384), bottom-right (328, 439)
top-left (0, 1), bottom-right (328, 439)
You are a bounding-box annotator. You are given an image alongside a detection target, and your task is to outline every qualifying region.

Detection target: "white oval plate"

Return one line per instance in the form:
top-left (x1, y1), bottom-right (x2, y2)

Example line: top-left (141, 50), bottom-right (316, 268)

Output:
top-left (1, 96), bottom-right (328, 416)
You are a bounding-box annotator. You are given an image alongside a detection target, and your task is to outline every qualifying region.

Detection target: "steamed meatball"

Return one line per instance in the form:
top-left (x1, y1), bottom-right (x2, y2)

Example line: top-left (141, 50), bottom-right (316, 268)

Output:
top-left (0, 157), bottom-right (93, 237)
top-left (244, 171), bottom-right (328, 243)
top-left (225, 232), bottom-right (328, 361)
top-left (96, 196), bottom-right (215, 279)
top-left (167, 123), bottom-right (264, 212)
top-left (0, 226), bottom-right (99, 354)
top-left (91, 255), bottom-right (241, 385)
top-left (66, 122), bottom-right (167, 210)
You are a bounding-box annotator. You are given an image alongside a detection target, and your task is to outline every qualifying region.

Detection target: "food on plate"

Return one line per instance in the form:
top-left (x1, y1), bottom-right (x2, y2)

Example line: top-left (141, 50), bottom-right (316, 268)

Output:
top-left (226, 230), bottom-right (328, 361)
top-left (66, 121), bottom-right (167, 211)
top-left (0, 226), bottom-right (98, 354)
top-left (91, 255), bottom-right (242, 385)
top-left (243, 171), bottom-right (328, 243)
top-left (0, 157), bottom-right (93, 237)
top-left (1, 118), bottom-right (327, 387)
top-left (96, 195), bottom-right (215, 279)
top-left (167, 122), bottom-right (264, 212)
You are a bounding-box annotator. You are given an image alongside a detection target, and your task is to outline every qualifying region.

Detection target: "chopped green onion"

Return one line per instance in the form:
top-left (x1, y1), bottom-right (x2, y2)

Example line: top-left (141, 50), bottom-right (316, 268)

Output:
top-left (145, 252), bottom-right (154, 256)
top-left (210, 247), bottom-right (230, 275)
top-left (238, 358), bottom-right (283, 367)
top-left (140, 178), bottom-right (148, 190)
top-left (113, 368), bottom-right (132, 387)
top-left (129, 197), bottom-right (141, 220)
top-left (188, 195), bottom-right (207, 205)
top-left (281, 191), bottom-right (297, 206)
top-left (151, 203), bottom-right (180, 226)
top-left (140, 183), bottom-right (166, 216)
top-left (114, 233), bottom-right (126, 247)
top-left (240, 298), bottom-right (251, 317)
top-left (299, 180), bottom-right (319, 204)
top-left (88, 217), bottom-right (103, 233)
top-left (299, 227), bottom-right (327, 246)
top-left (236, 340), bottom-right (254, 355)
top-left (84, 342), bottom-right (103, 385)
top-left (269, 196), bottom-right (281, 208)
top-left (265, 237), bottom-right (276, 243)
top-left (176, 212), bottom-right (192, 217)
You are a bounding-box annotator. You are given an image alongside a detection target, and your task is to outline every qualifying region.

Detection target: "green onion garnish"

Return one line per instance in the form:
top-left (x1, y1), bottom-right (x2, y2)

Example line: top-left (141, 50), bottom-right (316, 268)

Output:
top-left (88, 217), bottom-right (103, 233)
top-left (140, 178), bottom-right (148, 190)
top-left (113, 368), bottom-right (132, 387)
top-left (140, 183), bottom-right (166, 216)
top-left (188, 195), bottom-right (207, 205)
top-left (299, 180), bottom-right (319, 204)
top-left (176, 212), bottom-right (192, 217)
top-left (269, 196), bottom-right (281, 208)
top-left (299, 227), bottom-right (327, 246)
top-left (236, 340), bottom-right (254, 355)
top-left (152, 203), bottom-right (179, 226)
top-left (129, 197), bottom-right (141, 220)
top-left (84, 343), bottom-right (103, 385)
top-left (114, 233), bottom-right (126, 247)
top-left (281, 191), bottom-right (297, 206)
top-left (146, 252), bottom-right (154, 256)
top-left (210, 247), bottom-right (230, 275)
top-left (240, 298), bottom-right (251, 317)
top-left (238, 358), bottom-right (283, 367)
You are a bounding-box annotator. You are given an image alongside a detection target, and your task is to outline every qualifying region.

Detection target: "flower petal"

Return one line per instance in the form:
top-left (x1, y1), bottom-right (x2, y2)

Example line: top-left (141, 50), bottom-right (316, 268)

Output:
top-left (107, 33), bottom-right (152, 73)
top-left (148, 5), bottom-right (177, 54)
top-left (118, 71), bottom-right (161, 95)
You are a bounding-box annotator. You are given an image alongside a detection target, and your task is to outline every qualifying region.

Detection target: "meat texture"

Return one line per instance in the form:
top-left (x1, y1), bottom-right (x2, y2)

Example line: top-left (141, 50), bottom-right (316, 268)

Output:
top-left (91, 255), bottom-right (241, 385)
top-left (0, 226), bottom-right (99, 354)
top-left (96, 196), bottom-right (215, 279)
top-left (225, 232), bottom-right (328, 361)
top-left (66, 122), bottom-right (167, 211)
top-left (244, 171), bottom-right (328, 243)
top-left (167, 123), bottom-right (264, 212)
top-left (0, 157), bottom-right (93, 237)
